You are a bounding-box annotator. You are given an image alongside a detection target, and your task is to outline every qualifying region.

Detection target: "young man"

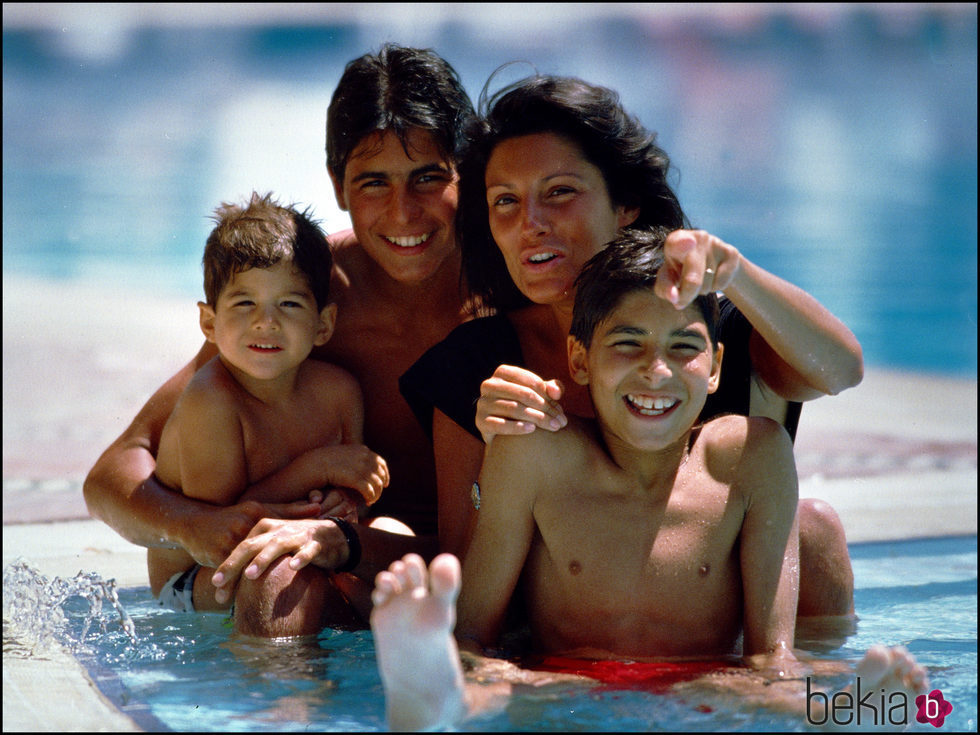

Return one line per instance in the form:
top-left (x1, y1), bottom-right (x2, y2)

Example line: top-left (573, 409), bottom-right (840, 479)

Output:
top-left (370, 229), bottom-right (927, 730)
top-left (83, 45), bottom-right (476, 629)
top-left (150, 192), bottom-right (391, 635)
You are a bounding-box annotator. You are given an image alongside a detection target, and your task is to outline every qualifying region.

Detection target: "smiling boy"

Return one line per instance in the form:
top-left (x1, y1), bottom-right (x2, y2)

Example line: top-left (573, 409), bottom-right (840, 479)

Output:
top-left (149, 192), bottom-right (389, 634)
top-left (370, 228), bottom-right (926, 729)
top-left (455, 226), bottom-right (800, 664)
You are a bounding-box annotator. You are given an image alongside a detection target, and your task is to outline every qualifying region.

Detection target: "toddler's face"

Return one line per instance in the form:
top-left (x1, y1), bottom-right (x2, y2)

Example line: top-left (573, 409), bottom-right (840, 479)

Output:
top-left (202, 260), bottom-right (333, 383)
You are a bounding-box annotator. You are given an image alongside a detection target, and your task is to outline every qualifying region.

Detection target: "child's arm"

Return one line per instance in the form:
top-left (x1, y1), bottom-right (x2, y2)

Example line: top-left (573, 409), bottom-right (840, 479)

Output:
top-left (737, 417), bottom-right (801, 671)
top-left (167, 379), bottom-right (250, 507)
top-left (455, 433), bottom-right (539, 653)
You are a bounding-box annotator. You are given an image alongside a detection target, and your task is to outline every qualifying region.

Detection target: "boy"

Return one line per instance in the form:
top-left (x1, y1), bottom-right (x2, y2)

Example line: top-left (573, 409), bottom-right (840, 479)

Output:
top-left (370, 229), bottom-right (927, 729)
top-left (149, 192), bottom-right (389, 635)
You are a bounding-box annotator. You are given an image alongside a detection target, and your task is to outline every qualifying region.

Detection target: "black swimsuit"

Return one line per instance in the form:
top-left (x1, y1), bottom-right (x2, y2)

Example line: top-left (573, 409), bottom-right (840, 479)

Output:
top-left (399, 297), bottom-right (801, 444)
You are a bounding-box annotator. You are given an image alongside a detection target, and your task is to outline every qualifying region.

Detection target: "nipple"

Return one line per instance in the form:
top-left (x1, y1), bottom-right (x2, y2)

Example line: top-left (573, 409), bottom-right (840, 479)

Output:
top-left (698, 563), bottom-right (710, 577)
top-left (568, 560), bottom-right (582, 576)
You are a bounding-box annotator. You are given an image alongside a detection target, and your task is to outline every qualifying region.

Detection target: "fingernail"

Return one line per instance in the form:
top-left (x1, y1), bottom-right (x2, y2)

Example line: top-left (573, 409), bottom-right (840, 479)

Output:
top-left (211, 572), bottom-right (224, 586)
top-left (549, 418), bottom-right (563, 430)
top-left (246, 564), bottom-right (258, 578)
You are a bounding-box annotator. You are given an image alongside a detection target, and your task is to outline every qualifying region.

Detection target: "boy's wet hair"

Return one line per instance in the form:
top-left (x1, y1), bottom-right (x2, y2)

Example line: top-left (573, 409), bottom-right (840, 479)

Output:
top-left (202, 192), bottom-right (332, 309)
top-left (570, 227), bottom-right (719, 349)
top-left (326, 43), bottom-right (476, 181)
top-left (458, 74), bottom-right (689, 314)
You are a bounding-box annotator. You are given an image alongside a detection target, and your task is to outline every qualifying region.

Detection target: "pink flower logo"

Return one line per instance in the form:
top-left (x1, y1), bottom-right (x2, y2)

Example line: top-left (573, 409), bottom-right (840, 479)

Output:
top-left (916, 689), bottom-right (953, 728)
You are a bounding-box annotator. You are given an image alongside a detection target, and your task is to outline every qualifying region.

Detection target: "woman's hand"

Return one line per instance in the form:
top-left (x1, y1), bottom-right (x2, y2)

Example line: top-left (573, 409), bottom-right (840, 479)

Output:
top-left (655, 229), bottom-right (741, 309)
top-left (476, 365), bottom-right (567, 445)
top-left (210, 518), bottom-right (352, 605)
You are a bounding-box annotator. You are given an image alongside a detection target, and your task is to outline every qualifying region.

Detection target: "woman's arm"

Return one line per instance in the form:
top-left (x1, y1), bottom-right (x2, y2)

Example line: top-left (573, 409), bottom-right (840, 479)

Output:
top-left (656, 229), bottom-right (864, 401)
top-left (432, 409), bottom-right (485, 558)
top-left (456, 434), bottom-right (538, 653)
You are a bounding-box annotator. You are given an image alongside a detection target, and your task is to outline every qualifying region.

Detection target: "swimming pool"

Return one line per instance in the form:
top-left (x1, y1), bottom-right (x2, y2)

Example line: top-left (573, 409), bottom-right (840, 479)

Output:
top-left (2, 5), bottom-right (976, 732)
top-left (5, 535), bottom-right (975, 731)
top-left (2, 5), bottom-right (977, 377)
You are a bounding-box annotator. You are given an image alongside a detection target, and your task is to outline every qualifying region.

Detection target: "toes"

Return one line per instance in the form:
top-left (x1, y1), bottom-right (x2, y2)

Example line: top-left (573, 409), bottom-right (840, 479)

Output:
top-left (372, 570), bottom-right (401, 607)
top-left (856, 644), bottom-right (891, 682)
top-left (429, 554), bottom-right (462, 602)
top-left (403, 554), bottom-right (427, 590)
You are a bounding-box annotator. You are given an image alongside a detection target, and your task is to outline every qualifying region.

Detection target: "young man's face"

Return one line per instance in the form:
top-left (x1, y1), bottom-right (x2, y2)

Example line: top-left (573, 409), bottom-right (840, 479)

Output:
top-left (332, 127), bottom-right (459, 285)
top-left (568, 288), bottom-right (722, 452)
top-left (199, 260), bottom-right (335, 383)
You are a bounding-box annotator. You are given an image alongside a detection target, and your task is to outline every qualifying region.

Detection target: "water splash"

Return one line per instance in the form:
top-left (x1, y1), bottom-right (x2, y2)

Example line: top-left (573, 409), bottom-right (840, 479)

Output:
top-left (2, 558), bottom-right (137, 657)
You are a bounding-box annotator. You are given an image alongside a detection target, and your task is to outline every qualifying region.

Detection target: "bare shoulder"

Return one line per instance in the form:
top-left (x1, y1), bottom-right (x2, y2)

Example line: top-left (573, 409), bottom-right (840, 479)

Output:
top-left (485, 417), bottom-right (595, 488)
top-left (178, 356), bottom-right (241, 413)
top-left (300, 358), bottom-right (362, 403)
top-left (327, 227), bottom-right (357, 255)
top-left (699, 414), bottom-right (791, 452)
top-left (698, 415), bottom-right (795, 483)
top-left (326, 229), bottom-right (359, 296)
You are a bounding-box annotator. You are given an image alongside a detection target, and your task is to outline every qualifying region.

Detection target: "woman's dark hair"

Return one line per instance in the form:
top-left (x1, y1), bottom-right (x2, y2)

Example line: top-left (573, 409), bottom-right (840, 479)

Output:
top-left (326, 44), bottom-right (476, 181)
top-left (570, 226), bottom-right (719, 349)
top-left (458, 74), bottom-right (689, 314)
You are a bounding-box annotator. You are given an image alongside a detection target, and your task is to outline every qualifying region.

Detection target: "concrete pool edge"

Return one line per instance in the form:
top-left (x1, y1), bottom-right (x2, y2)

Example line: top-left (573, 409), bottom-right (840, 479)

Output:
top-left (3, 639), bottom-right (141, 732)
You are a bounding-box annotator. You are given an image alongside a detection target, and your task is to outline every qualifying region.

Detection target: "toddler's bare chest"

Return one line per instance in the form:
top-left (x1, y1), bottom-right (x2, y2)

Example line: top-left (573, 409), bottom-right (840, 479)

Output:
top-left (239, 402), bottom-right (345, 482)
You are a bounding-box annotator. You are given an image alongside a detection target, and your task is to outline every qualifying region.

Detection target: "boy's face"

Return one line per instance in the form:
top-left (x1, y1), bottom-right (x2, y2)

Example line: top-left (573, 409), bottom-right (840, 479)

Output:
top-left (331, 127), bottom-right (459, 285)
top-left (568, 288), bottom-right (722, 452)
top-left (199, 260), bottom-right (336, 383)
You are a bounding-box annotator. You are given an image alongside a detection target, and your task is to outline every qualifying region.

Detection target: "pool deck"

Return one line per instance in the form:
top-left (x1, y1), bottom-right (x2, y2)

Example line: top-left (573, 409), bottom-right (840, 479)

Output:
top-left (3, 277), bottom-right (977, 731)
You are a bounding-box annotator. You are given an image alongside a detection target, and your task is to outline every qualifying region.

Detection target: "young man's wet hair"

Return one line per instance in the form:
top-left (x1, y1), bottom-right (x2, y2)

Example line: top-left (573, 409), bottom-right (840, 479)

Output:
top-left (326, 43), bottom-right (476, 181)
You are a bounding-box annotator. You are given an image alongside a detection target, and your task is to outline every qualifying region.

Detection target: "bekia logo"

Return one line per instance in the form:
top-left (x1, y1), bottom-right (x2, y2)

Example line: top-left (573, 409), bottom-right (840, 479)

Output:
top-left (916, 689), bottom-right (953, 728)
top-left (806, 678), bottom-right (953, 728)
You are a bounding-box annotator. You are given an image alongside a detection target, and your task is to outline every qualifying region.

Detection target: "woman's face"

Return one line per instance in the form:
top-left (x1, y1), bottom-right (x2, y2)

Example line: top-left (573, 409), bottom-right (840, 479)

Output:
top-left (485, 132), bottom-right (638, 307)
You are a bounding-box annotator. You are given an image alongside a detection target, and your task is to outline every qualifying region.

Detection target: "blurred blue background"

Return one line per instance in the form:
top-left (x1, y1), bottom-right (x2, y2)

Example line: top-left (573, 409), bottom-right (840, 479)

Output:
top-left (3, 3), bottom-right (977, 376)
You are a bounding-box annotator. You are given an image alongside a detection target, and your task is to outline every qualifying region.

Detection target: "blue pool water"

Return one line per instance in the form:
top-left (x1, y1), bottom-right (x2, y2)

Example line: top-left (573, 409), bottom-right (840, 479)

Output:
top-left (7, 535), bottom-right (973, 732)
top-left (2, 5), bottom-right (977, 377)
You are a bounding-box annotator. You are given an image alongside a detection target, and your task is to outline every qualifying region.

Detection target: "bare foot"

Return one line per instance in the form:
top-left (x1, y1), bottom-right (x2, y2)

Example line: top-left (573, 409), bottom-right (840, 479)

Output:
top-left (812, 645), bottom-right (931, 731)
top-left (855, 644), bottom-right (929, 703)
top-left (370, 553), bottom-right (466, 731)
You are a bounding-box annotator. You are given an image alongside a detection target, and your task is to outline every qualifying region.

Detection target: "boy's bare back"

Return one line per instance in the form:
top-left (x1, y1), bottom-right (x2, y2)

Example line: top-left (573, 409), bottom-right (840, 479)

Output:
top-left (458, 412), bottom-right (798, 661)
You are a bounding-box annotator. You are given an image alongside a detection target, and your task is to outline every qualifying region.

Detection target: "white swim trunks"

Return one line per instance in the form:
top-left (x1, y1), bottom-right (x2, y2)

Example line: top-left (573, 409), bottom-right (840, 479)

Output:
top-left (157, 564), bottom-right (199, 613)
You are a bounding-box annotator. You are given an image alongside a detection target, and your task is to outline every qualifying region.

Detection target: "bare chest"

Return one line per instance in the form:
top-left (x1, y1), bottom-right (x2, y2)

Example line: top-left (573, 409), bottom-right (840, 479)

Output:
top-left (525, 479), bottom-right (745, 656)
top-left (238, 398), bottom-right (345, 484)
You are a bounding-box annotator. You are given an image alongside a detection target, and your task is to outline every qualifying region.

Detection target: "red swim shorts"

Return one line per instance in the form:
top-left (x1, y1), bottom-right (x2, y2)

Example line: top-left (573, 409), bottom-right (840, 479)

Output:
top-left (528, 656), bottom-right (738, 693)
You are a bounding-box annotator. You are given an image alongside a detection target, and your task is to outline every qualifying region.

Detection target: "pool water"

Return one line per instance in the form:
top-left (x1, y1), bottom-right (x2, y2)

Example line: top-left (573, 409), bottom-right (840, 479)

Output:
top-left (11, 535), bottom-right (973, 732)
top-left (2, 6), bottom-right (977, 377)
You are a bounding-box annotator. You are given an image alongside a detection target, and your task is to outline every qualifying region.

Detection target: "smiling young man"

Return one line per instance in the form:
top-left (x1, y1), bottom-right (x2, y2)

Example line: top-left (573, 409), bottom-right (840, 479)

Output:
top-left (84, 44), bottom-right (477, 633)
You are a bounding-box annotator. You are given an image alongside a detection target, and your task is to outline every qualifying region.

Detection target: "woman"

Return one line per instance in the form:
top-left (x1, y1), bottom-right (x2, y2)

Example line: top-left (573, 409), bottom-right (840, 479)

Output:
top-left (401, 75), bottom-right (863, 620)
